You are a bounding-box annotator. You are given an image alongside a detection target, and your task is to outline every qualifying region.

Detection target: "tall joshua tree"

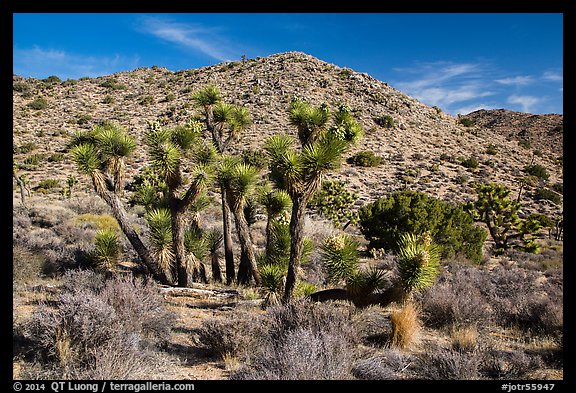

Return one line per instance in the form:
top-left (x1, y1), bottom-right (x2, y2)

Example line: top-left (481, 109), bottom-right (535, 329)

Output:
top-left (145, 120), bottom-right (212, 287)
top-left (265, 100), bottom-right (363, 301)
top-left (69, 122), bottom-right (170, 284)
top-left (218, 157), bottom-right (261, 285)
top-left (192, 86), bottom-right (252, 284)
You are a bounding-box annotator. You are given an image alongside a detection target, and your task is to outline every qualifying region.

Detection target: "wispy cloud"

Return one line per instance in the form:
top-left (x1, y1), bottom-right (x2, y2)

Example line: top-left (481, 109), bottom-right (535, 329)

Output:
top-left (13, 46), bottom-right (140, 79)
top-left (542, 70), bottom-right (562, 82)
top-left (494, 75), bottom-right (534, 86)
top-left (507, 94), bottom-right (545, 113)
top-left (138, 16), bottom-right (238, 61)
top-left (393, 61), bottom-right (495, 113)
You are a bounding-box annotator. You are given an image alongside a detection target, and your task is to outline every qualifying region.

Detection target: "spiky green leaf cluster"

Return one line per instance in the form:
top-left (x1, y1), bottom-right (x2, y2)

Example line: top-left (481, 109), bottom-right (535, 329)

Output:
top-left (91, 229), bottom-right (121, 271)
top-left (320, 234), bottom-right (360, 284)
top-left (396, 232), bottom-right (440, 293)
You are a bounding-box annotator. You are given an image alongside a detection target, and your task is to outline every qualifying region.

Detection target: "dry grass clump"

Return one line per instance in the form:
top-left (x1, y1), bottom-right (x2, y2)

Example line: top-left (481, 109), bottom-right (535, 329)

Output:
top-left (390, 302), bottom-right (420, 349)
top-left (352, 349), bottom-right (414, 380)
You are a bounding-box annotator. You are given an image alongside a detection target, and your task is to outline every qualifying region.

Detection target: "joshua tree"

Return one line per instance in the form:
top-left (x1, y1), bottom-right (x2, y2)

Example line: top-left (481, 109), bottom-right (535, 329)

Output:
top-left (69, 121), bottom-right (210, 287)
top-left (13, 165), bottom-right (31, 207)
top-left (217, 158), bottom-right (261, 285)
top-left (69, 122), bottom-right (170, 284)
top-left (192, 86), bottom-right (252, 284)
top-left (258, 185), bottom-right (292, 255)
top-left (204, 229), bottom-right (224, 282)
top-left (265, 100), bottom-right (363, 301)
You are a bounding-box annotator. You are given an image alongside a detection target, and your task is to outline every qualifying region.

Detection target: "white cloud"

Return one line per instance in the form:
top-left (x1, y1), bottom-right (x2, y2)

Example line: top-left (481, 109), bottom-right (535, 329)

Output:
top-left (13, 46), bottom-right (140, 79)
top-left (138, 17), bottom-right (238, 62)
top-left (507, 94), bottom-right (545, 113)
top-left (393, 62), bottom-right (495, 113)
top-left (542, 70), bottom-right (563, 82)
top-left (494, 76), bottom-right (534, 86)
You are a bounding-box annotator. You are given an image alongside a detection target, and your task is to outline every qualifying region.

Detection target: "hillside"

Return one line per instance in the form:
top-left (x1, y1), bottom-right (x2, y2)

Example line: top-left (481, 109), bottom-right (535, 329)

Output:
top-left (464, 109), bottom-right (563, 157)
top-left (13, 51), bottom-right (562, 219)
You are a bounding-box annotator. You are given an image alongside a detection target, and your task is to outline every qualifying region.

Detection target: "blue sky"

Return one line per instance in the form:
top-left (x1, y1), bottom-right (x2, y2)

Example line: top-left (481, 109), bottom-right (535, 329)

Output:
top-left (13, 13), bottom-right (563, 115)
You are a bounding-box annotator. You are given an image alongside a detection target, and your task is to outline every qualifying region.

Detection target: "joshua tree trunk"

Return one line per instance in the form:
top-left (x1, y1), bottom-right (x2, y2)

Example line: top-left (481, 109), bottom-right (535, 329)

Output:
top-left (221, 186), bottom-right (236, 284)
top-left (211, 253), bottom-right (222, 282)
top-left (283, 195), bottom-right (308, 302)
top-left (99, 188), bottom-right (171, 285)
top-left (233, 205), bottom-right (261, 285)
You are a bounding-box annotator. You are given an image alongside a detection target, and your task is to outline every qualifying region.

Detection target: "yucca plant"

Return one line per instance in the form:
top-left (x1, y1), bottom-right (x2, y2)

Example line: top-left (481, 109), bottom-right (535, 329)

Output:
top-left (345, 266), bottom-right (387, 307)
top-left (265, 101), bottom-right (362, 301)
top-left (91, 229), bottom-right (121, 272)
top-left (259, 263), bottom-right (287, 307)
top-left (396, 232), bottom-right (441, 296)
top-left (145, 208), bottom-right (175, 281)
top-left (258, 185), bottom-right (292, 253)
top-left (320, 234), bottom-right (360, 285)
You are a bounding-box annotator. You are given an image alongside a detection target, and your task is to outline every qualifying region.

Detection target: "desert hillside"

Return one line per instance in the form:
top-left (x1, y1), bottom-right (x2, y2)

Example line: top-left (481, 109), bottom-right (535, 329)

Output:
top-left (13, 51), bottom-right (563, 217)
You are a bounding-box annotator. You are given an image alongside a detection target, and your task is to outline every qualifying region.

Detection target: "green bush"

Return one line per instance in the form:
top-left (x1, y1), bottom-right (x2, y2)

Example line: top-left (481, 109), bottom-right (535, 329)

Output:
top-left (47, 152), bottom-right (65, 162)
top-left (42, 75), bottom-right (61, 84)
top-left (37, 179), bottom-right (60, 190)
top-left (551, 182), bottom-right (563, 194)
top-left (23, 154), bottom-right (44, 166)
top-left (524, 164), bottom-right (549, 180)
top-left (485, 144), bottom-right (498, 155)
top-left (349, 151), bottom-right (382, 167)
top-left (242, 148), bottom-right (269, 169)
top-left (518, 140), bottom-right (531, 149)
top-left (358, 190), bottom-right (486, 263)
top-left (102, 95), bottom-right (115, 104)
top-left (375, 115), bottom-right (394, 128)
top-left (460, 156), bottom-right (479, 169)
top-left (458, 116), bottom-right (474, 127)
top-left (14, 142), bottom-right (37, 154)
top-left (309, 180), bottom-right (358, 227)
top-left (99, 78), bottom-right (126, 90)
top-left (139, 95), bottom-right (155, 106)
top-left (534, 188), bottom-right (561, 204)
top-left (27, 97), bottom-right (48, 110)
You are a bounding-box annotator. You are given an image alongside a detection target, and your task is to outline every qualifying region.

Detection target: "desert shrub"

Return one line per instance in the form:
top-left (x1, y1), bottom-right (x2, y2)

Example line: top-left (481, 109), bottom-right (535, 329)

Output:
top-left (419, 264), bottom-right (493, 329)
top-left (196, 312), bottom-right (267, 359)
top-left (352, 350), bottom-right (414, 380)
top-left (28, 97), bottom-right (48, 110)
top-left (480, 349), bottom-right (543, 380)
top-left (309, 180), bottom-right (358, 227)
top-left (89, 229), bottom-right (122, 271)
top-left (415, 347), bottom-right (481, 380)
top-left (23, 154), bottom-right (45, 166)
top-left (47, 152), bottom-right (65, 162)
top-left (139, 95), bottom-right (155, 105)
top-left (518, 139), bottom-right (531, 149)
top-left (460, 156), bottom-right (479, 169)
top-left (99, 78), bottom-right (126, 90)
top-left (75, 114), bottom-right (92, 125)
top-left (102, 95), bottom-right (115, 104)
top-left (14, 81), bottom-right (34, 95)
top-left (524, 163), bottom-right (549, 180)
top-left (485, 144), bottom-right (498, 155)
top-left (358, 190), bottom-right (486, 263)
top-left (13, 244), bottom-right (58, 284)
top-left (22, 271), bottom-right (175, 379)
top-left (534, 187), bottom-right (561, 204)
top-left (230, 300), bottom-right (358, 380)
top-left (550, 182), bottom-right (563, 194)
top-left (36, 179), bottom-right (60, 190)
top-left (348, 150), bottom-right (382, 167)
top-left (351, 305), bottom-right (393, 346)
top-left (375, 115), bottom-right (394, 128)
top-left (458, 116), bottom-right (474, 127)
top-left (241, 148), bottom-right (268, 169)
top-left (14, 142), bottom-right (37, 154)
top-left (42, 75), bottom-right (61, 84)
top-left (231, 327), bottom-right (355, 380)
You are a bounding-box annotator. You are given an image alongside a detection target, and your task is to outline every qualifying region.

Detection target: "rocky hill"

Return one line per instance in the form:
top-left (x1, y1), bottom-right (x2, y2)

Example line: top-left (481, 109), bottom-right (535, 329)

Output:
top-left (464, 109), bottom-right (563, 157)
top-left (12, 51), bottom-right (563, 218)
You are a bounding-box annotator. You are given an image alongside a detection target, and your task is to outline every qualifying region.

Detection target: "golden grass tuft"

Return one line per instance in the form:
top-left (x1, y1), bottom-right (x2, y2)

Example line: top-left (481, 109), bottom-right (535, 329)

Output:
top-left (451, 325), bottom-right (479, 351)
top-left (74, 213), bottom-right (120, 232)
top-left (390, 302), bottom-right (420, 349)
